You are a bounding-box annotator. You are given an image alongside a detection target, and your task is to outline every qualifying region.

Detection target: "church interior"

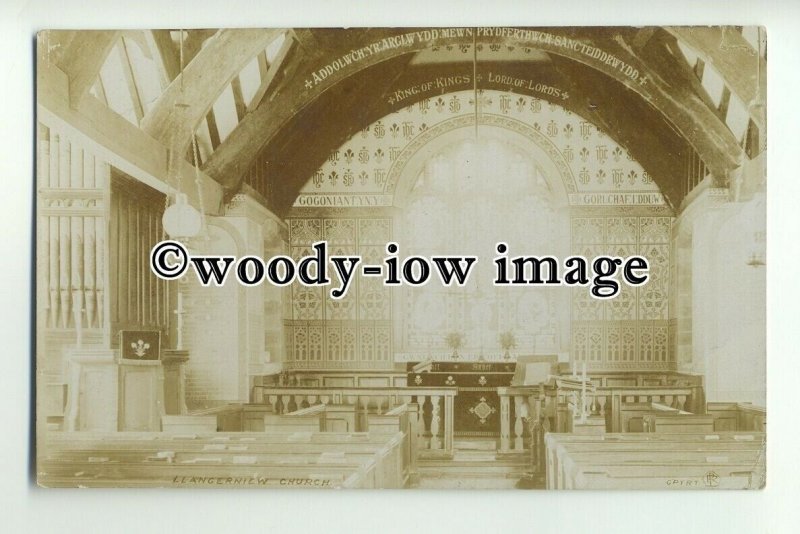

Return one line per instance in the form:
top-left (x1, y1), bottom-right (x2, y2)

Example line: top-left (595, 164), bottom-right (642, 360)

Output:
top-left (35, 26), bottom-right (766, 490)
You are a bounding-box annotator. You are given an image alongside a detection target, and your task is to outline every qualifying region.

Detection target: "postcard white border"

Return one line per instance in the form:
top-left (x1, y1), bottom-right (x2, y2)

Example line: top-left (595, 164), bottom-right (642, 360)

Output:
top-left (3, 1), bottom-right (798, 532)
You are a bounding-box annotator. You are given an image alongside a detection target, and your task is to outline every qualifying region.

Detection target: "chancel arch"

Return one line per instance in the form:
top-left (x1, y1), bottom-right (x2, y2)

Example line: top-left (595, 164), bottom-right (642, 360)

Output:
top-left (205, 27), bottom-right (750, 195)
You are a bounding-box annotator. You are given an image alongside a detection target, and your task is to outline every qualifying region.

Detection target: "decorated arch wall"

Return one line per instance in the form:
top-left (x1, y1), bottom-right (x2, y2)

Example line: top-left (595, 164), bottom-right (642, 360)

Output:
top-left (285, 89), bottom-right (676, 371)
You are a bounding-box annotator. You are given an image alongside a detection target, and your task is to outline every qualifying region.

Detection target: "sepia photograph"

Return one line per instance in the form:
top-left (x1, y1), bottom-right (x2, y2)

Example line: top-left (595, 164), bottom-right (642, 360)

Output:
top-left (33, 24), bottom-right (768, 493)
top-left (5, 0), bottom-right (800, 528)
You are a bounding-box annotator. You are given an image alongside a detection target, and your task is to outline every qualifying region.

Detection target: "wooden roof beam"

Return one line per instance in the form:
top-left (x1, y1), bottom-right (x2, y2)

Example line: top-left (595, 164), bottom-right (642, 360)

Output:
top-left (150, 30), bottom-right (181, 82)
top-left (140, 28), bottom-right (284, 155)
top-left (665, 26), bottom-right (766, 131)
top-left (38, 60), bottom-right (224, 216)
top-left (549, 56), bottom-right (688, 208)
top-left (257, 58), bottom-right (688, 213)
top-left (42, 30), bottom-right (121, 109)
top-left (617, 30), bottom-right (746, 181)
top-left (247, 38), bottom-right (295, 113)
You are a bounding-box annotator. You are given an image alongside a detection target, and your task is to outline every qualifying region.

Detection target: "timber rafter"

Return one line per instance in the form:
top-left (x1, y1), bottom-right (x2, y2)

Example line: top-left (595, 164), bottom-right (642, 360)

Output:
top-left (140, 28), bottom-right (285, 156)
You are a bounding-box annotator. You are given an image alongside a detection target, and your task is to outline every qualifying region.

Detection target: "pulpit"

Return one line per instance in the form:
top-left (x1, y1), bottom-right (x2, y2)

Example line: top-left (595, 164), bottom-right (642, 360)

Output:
top-left (63, 349), bottom-right (119, 432)
top-left (407, 361), bottom-right (515, 437)
top-left (63, 348), bottom-right (166, 432)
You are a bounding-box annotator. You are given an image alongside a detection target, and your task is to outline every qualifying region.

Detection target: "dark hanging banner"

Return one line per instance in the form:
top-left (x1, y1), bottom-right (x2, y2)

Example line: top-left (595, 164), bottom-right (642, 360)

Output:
top-left (119, 330), bottom-right (162, 361)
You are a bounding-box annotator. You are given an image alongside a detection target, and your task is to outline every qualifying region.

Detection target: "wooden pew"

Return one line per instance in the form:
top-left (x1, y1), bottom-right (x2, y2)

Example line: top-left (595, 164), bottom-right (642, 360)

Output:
top-left (42, 431), bottom-right (387, 449)
top-left (550, 442), bottom-right (762, 487)
top-left (264, 404), bottom-right (326, 433)
top-left (39, 433), bottom-right (403, 487)
top-left (40, 430), bottom-right (407, 489)
top-left (161, 415), bottom-right (217, 433)
top-left (559, 449), bottom-right (760, 486)
top-left (241, 404), bottom-right (271, 431)
top-left (228, 403), bottom-right (356, 432)
top-left (643, 413), bottom-right (716, 433)
top-left (707, 403), bottom-right (767, 432)
top-left (262, 403), bottom-right (358, 434)
top-left (569, 461), bottom-right (762, 490)
top-left (546, 432), bottom-right (764, 490)
top-left (41, 459), bottom-right (370, 488)
top-left (619, 401), bottom-right (691, 433)
top-left (43, 451), bottom-right (392, 487)
top-left (544, 432), bottom-right (765, 490)
top-left (545, 433), bottom-right (764, 489)
top-left (367, 403), bottom-right (419, 484)
top-left (324, 404), bottom-right (357, 432)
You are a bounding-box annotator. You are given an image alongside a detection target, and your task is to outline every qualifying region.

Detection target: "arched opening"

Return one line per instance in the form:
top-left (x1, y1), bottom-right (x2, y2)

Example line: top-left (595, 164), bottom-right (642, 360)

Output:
top-left (394, 129), bottom-right (570, 358)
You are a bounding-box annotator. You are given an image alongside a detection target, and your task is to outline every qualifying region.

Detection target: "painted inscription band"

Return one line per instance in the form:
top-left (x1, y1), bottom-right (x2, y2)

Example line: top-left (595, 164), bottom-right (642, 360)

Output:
top-left (305, 27), bottom-right (646, 89)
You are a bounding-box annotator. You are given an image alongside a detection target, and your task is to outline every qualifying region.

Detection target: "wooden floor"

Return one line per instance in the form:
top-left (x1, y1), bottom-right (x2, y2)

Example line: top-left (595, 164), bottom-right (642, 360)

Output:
top-left (413, 439), bottom-right (538, 490)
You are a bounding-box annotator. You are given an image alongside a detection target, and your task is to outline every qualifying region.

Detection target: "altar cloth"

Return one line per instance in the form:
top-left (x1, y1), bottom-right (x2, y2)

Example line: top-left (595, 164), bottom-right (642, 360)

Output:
top-left (407, 362), bottom-right (515, 437)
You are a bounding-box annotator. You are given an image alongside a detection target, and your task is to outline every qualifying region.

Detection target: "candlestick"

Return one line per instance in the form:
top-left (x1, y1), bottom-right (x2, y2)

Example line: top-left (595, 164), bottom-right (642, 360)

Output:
top-left (176, 291), bottom-right (184, 350)
top-left (581, 362), bottom-right (587, 423)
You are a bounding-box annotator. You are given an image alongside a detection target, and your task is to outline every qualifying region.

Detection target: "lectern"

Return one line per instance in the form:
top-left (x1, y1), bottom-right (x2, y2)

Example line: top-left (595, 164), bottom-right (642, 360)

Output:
top-left (510, 355), bottom-right (559, 386)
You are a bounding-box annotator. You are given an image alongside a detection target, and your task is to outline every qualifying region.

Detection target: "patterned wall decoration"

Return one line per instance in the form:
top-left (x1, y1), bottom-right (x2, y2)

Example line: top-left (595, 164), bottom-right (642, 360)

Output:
top-left (284, 217), bottom-right (393, 369)
top-left (571, 216), bottom-right (675, 369)
top-left (295, 89), bottom-right (664, 206)
top-left (292, 88), bottom-right (677, 371)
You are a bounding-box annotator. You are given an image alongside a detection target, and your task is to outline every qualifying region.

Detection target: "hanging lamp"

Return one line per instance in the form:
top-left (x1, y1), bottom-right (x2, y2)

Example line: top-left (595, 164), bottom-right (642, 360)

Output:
top-left (161, 28), bottom-right (203, 239)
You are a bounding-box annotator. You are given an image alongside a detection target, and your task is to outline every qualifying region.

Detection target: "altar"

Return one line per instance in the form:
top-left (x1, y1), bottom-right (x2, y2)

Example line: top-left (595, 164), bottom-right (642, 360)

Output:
top-left (407, 361), bottom-right (515, 437)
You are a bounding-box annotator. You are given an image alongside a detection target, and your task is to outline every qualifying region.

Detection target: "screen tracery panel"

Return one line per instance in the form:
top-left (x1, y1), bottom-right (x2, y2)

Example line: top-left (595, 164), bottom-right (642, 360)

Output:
top-left (571, 215), bottom-right (675, 369)
top-left (284, 216), bottom-right (393, 369)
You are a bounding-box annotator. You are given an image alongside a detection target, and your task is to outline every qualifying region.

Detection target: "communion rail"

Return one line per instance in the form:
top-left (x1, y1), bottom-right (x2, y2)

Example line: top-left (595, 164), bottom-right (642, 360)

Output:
top-left (253, 386), bottom-right (457, 458)
top-left (496, 384), bottom-right (702, 476)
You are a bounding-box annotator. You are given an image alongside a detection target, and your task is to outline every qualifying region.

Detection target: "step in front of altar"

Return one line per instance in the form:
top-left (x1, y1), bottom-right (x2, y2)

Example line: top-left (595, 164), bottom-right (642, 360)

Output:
top-left (453, 439), bottom-right (498, 451)
top-left (418, 451), bottom-right (529, 479)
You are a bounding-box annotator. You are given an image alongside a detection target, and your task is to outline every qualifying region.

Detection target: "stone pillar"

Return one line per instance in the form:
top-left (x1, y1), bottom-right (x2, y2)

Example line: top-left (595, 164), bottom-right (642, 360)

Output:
top-left (179, 207), bottom-right (286, 405)
top-left (262, 217), bottom-right (287, 371)
top-left (181, 221), bottom-right (242, 406)
top-left (673, 185), bottom-right (729, 377)
top-left (675, 178), bottom-right (766, 406)
top-left (223, 193), bottom-right (287, 398)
